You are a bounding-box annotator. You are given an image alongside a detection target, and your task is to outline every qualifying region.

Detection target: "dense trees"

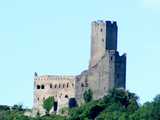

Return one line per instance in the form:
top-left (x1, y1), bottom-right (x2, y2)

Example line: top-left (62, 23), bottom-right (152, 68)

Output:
top-left (1, 89), bottom-right (160, 120)
top-left (68, 88), bottom-right (139, 120)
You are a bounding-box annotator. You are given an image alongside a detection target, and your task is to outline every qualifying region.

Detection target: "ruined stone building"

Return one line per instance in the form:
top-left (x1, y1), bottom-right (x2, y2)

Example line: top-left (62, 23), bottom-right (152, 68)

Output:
top-left (33, 20), bottom-right (126, 115)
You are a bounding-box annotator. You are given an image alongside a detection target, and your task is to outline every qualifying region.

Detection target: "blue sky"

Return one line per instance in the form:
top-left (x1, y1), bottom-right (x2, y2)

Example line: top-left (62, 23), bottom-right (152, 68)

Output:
top-left (0, 0), bottom-right (160, 108)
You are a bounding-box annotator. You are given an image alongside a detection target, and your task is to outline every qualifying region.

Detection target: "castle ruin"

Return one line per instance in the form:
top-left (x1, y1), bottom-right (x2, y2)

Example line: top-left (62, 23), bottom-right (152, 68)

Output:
top-left (33, 20), bottom-right (126, 115)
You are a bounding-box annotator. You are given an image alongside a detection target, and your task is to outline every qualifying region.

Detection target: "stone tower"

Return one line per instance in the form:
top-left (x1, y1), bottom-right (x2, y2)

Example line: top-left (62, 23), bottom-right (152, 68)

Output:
top-left (90, 20), bottom-right (118, 67)
top-left (76, 20), bottom-right (126, 101)
top-left (33, 20), bottom-right (127, 115)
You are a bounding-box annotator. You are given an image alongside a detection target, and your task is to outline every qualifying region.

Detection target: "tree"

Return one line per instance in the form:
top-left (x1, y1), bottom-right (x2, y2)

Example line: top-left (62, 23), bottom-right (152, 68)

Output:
top-left (43, 96), bottom-right (54, 115)
top-left (0, 105), bottom-right (10, 111)
top-left (12, 104), bottom-right (24, 111)
top-left (154, 94), bottom-right (160, 102)
top-left (83, 89), bottom-right (93, 103)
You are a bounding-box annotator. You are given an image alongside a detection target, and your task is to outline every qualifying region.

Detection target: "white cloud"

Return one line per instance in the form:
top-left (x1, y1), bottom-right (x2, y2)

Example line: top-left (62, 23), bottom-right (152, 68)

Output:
top-left (142, 0), bottom-right (160, 10)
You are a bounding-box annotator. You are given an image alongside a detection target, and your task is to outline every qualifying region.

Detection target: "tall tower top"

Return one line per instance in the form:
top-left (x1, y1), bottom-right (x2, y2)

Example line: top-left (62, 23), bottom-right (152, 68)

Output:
top-left (90, 20), bottom-right (118, 67)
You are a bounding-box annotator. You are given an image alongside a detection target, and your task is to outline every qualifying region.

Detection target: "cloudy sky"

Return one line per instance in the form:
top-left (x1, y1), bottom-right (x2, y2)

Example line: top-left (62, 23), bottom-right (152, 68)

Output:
top-left (0, 0), bottom-right (160, 108)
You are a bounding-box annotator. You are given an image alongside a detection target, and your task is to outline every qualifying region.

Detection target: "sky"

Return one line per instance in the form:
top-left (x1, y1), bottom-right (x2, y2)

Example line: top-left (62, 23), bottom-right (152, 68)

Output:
top-left (0, 0), bottom-right (160, 108)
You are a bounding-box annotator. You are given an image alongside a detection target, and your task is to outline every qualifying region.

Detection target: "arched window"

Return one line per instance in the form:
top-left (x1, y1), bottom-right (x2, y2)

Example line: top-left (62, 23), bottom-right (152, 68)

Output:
top-left (50, 84), bottom-right (52, 88)
top-left (43, 97), bottom-right (45, 101)
top-left (55, 84), bottom-right (57, 88)
top-left (37, 85), bottom-right (40, 89)
top-left (41, 85), bottom-right (45, 89)
top-left (59, 84), bottom-right (61, 88)
top-left (63, 84), bottom-right (65, 88)
top-left (37, 97), bottom-right (39, 101)
top-left (65, 95), bottom-right (68, 98)
top-left (67, 83), bottom-right (69, 88)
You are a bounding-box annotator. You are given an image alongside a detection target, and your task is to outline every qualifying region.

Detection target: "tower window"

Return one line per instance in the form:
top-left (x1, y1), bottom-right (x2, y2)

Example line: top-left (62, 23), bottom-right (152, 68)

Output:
top-left (110, 56), bottom-right (113, 61)
top-left (55, 84), bottom-right (57, 88)
top-left (117, 74), bottom-right (120, 79)
top-left (59, 84), bottom-right (61, 88)
top-left (100, 28), bottom-right (103, 32)
top-left (41, 85), bottom-right (45, 89)
top-left (81, 83), bottom-right (84, 87)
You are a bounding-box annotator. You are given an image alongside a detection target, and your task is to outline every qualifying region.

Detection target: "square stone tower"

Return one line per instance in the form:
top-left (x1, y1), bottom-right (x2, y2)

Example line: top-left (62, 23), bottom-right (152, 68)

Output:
top-left (76, 20), bottom-right (126, 101)
top-left (88, 20), bottom-right (126, 98)
top-left (90, 20), bottom-right (118, 67)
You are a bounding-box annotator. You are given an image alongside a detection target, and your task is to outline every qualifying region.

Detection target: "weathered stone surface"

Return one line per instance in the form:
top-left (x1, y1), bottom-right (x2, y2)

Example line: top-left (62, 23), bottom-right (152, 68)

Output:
top-left (33, 75), bottom-right (76, 114)
top-left (33, 20), bottom-right (126, 115)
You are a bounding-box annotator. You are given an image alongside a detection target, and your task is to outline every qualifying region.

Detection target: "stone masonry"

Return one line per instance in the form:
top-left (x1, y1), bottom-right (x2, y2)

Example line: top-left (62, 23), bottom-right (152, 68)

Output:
top-left (33, 20), bottom-right (126, 115)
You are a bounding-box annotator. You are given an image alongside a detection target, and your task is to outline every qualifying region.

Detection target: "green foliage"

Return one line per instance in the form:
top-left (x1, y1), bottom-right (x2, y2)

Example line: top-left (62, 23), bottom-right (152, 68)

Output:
top-left (12, 104), bottom-right (24, 111)
top-left (2, 89), bottom-right (160, 120)
top-left (35, 115), bottom-right (66, 120)
top-left (43, 96), bottom-right (55, 115)
top-left (154, 94), bottom-right (160, 102)
top-left (68, 88), bottom-right (139, 120)
top-left (83, 89), bottom-right (93, 103)
top-left (0, 105), bottom-right (10, 111)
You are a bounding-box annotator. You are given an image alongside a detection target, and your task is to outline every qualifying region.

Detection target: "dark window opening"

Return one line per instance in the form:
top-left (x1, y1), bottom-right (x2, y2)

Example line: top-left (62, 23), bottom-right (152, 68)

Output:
top-left (43, 97), bottom-right (45, 101)
top-left (55, 84), bottom-right (57, 88)
top-left (54, 102), bottom-right (58, 112)
top-left (100, 28), bottom-right (103, 32)
top-left (59, 84), bottom-right (61, 88)
top-left (50, 84), bottom-right (52, 88)
top-left (37, 97), bottom-right (39, 101)
top-left (110, 56), bottom-right (113, 61)
top-left (37, 111), bottom-right (40, 116)
top-left (81, 83), bottom-right (84, 87)
top-left (37, 85), bottom-right (40, 89)
top-left (41, 85), bottom-right (45, 89)
top-left (117, 74), bottom-right (120, 79)
top-left (102, 38), bottom-right (104, 42)
top-left (63, 84), bottom-right (65, 88)
top-left (65, 95), bottom-right (68, 98)
top-left (72, 83), bottom-right (74, 87)
top-left (67, 83), bottom-right (69, 88)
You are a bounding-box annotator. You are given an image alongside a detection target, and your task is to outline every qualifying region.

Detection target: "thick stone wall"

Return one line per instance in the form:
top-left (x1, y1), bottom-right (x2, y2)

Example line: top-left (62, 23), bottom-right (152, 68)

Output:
top-left (75, 50), bottom-right (126, 102)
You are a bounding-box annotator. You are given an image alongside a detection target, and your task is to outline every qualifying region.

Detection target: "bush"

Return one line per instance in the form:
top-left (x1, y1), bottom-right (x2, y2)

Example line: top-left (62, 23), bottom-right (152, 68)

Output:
top-left (83, 89), bottom-right (93, 103)
top-left (43, 96), bottom-right (54, 115)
